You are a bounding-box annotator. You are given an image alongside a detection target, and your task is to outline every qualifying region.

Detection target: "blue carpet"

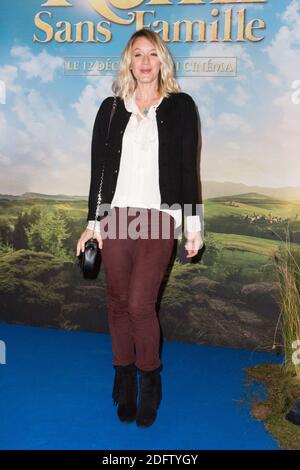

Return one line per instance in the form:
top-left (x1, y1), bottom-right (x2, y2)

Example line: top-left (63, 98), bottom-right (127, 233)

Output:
top-left (0, 323), bottom-right (283, 450)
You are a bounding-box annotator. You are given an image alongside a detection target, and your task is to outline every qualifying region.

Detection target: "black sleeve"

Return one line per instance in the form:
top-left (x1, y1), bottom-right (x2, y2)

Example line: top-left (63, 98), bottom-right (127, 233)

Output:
top-left (86, 97), bottom-right (111, 222)
top-left (181, 93), bottom-right (202, 217)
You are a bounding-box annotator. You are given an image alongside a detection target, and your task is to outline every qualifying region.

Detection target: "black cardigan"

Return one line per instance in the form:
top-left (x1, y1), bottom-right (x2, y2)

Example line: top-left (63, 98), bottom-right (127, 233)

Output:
top-left (86, 91), bottom-right (202, 222)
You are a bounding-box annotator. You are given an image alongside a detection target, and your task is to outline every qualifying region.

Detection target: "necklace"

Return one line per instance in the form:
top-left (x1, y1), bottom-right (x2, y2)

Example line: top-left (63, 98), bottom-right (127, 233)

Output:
top-left (135, 91), bottom-right (161, 117)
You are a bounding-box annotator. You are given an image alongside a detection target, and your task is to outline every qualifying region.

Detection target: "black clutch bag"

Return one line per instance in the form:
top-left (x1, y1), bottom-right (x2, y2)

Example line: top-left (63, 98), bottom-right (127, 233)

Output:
top-left (78, 95), bottom-right (118, 279)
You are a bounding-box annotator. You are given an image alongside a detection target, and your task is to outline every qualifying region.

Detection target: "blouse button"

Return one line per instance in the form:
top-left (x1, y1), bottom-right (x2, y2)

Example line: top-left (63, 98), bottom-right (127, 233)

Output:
top-left (160, 120), bottom-right (164, 124)
top-left (114, 169), bottom-right (118, 173)
top-left (117, 149), bottom-right (121, 153)
top-left (105, 142), bottom-right (108, 146)
top-left (120, 130), bottom-right (123, 134)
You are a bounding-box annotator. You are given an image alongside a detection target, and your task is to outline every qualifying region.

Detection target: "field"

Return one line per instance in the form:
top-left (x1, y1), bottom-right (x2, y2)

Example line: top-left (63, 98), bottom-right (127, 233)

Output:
top-left (0, 191), bottom-right (299, 351)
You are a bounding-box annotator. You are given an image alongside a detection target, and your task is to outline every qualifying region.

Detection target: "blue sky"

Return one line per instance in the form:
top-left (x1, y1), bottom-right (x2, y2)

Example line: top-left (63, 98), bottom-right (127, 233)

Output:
top-left (0, 0), bottom-right (299, 196)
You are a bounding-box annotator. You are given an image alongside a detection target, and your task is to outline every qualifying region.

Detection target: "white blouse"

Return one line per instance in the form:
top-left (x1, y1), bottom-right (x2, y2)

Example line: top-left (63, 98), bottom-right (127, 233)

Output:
top-left (87, 89), bottom-right (201, 235)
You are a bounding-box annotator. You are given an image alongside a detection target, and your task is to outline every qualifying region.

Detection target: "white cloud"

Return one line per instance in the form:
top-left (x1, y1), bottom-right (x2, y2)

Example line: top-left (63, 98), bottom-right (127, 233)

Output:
top-left (217, 112), bottom-right (252, 133)
top-left (12, 88), bottom-right (65, 142)
top-left (225, 141), bottom-right (241, 150)
top-left (10, 46), bottom-right (63, 83)
top-left (282, 0), bottom-right (300, 24)
top-left (182, 40), bottom-right (255, 96)
top-left (260, 0), bottom-right (300, 185)
top-left (263, 0), bottom-right (300, 82)
top-left (265, 73), bottom-right (282, 87)
top-left (227, 84), bottom-right (250, 106)
top-left (0, 152), bottom-right (10, 165)
top-left (71, 75), bottom-right (113, 130)
top-left (0, 111), bottom-right (7, 132)
top-left (0, 76), bottom-right (99, 195)
top-left (0, 64), bottom-right (21, 94)
top-left (181, 0), bottom-right (300, 187)
top-left (0, 41), bottom-right (118, 195)
top-left (177, 41), bottom-right (255, 154)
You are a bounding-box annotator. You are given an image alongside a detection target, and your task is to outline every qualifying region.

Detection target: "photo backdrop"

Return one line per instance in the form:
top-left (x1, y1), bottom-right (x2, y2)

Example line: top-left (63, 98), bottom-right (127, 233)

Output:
top-left (1, 0), bottom-right (300, 352)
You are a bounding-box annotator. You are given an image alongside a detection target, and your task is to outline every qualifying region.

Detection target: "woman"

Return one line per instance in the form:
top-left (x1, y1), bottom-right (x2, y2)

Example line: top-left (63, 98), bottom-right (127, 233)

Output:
top-left (76, 28), bottom-right (204, 428)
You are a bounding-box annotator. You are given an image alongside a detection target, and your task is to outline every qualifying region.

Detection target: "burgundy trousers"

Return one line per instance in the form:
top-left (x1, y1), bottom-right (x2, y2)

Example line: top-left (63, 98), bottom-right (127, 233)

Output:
top-left (100, 206), bottom-right (175, 371)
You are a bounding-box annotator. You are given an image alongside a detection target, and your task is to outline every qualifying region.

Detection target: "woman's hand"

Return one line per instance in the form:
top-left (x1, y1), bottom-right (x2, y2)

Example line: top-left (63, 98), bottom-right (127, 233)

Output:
top-left (184, 231), bottom-right (204, 258)
top-left (76, 229), bottom-right (103, 257)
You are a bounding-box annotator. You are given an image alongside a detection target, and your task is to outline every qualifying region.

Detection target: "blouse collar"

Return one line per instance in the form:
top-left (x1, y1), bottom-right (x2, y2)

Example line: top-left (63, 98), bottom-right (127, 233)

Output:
top-left (123, 90), bottom-right (165, 150)
top-left (124, 89), bottom-right (164, 119)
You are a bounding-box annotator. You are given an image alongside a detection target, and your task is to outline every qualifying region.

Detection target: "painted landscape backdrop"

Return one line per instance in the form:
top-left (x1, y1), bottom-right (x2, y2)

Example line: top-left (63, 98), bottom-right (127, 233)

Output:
top-left (1, 182), bottom-right (299, 351)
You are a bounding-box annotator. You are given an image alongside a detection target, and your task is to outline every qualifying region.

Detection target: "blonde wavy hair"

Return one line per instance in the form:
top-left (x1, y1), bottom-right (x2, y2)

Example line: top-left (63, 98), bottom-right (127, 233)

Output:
top-left (112, 28), bottom-right (181, 100)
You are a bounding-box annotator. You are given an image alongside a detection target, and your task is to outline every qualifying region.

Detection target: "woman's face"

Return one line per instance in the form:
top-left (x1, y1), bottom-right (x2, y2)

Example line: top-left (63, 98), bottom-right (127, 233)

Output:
top-left (130, 36), bottom-right (161, 87)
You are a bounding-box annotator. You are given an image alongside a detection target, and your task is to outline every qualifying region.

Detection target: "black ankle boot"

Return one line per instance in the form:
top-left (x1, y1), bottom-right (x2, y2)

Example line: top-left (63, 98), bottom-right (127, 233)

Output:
top-left (136, 367), bottom-right (162, 428)
top-left (112, 363), bottom-right (138, 423)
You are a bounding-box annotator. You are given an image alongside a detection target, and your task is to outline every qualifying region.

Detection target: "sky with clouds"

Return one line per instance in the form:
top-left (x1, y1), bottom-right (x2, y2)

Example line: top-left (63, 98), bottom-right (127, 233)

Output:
top-left (0, 0), bottom-right (299, 197)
